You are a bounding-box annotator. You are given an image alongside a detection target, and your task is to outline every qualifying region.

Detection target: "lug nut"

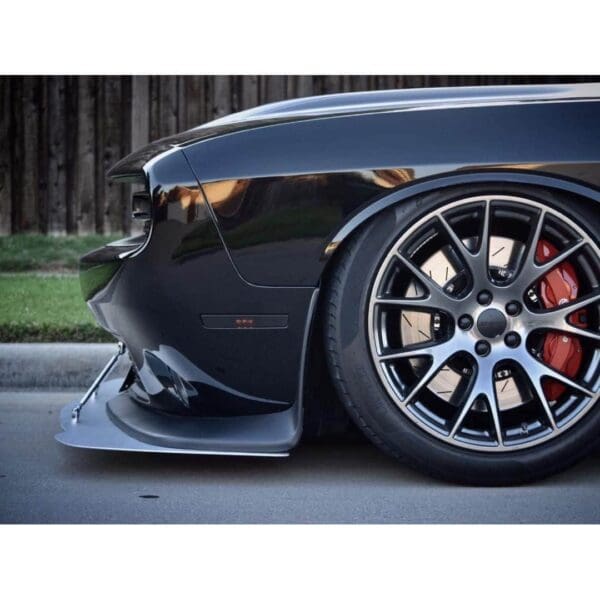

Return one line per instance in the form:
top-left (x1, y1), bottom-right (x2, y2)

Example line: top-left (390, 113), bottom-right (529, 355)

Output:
top-left (458, 314), bottom-right (473, 330)
top-left (505, 301), bottom-right (522, 316)
top-left (504, 331), bottom-right (521, 348)
top-left (477, 290), bottom-right (493, 306)
top-left (475, 340), bottom-right (491, 356)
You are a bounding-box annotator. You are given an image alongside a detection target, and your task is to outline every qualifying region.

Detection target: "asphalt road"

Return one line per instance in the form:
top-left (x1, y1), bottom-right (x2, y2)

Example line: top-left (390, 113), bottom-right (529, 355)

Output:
top-left (2, 391), bottom-right (600, 523)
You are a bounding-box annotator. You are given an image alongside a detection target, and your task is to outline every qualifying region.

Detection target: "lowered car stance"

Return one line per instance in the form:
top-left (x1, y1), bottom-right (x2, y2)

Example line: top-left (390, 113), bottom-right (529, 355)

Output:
top-left (57, 83), bottom-right (600, 484)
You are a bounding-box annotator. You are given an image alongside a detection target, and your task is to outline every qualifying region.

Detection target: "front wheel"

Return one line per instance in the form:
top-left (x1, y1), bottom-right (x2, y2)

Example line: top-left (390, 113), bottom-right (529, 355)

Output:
top-left (324, 184), bottom-right (600, 484)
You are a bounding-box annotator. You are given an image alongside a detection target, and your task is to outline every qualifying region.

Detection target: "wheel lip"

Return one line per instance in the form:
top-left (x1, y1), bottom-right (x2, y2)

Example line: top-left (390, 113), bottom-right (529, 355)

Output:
top-left (366, 193), bottom-right (600, 453)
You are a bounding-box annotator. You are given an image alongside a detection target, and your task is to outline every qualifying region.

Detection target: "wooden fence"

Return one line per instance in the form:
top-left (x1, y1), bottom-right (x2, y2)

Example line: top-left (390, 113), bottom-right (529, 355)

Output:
top-left (1, 75), bottom-right (597, 235)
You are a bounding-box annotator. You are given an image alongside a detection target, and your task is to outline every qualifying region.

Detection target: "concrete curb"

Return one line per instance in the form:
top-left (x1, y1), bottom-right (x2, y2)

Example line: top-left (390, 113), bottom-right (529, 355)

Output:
top-left (0, 343), bottom-right (118, 389)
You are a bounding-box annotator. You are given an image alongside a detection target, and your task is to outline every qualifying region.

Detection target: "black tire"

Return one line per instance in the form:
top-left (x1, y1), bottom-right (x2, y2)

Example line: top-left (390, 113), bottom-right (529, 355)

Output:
top-left (324, 183), bottom-right (600, 485)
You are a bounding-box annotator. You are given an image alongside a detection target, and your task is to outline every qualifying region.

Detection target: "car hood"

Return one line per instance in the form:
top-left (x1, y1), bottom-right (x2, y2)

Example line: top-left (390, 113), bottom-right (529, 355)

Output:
top-left (108, 83), bottom-right (600, 181)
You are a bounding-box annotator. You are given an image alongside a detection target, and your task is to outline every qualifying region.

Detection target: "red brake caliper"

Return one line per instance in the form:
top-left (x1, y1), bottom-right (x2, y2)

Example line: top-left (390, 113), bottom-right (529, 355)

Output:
top-left (537, 239), bottom-right (587, 400)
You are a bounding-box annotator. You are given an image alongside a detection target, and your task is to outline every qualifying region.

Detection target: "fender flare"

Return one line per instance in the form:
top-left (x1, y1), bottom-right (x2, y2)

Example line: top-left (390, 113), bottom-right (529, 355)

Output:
top-left (325, 170), bottom-right (600, 255)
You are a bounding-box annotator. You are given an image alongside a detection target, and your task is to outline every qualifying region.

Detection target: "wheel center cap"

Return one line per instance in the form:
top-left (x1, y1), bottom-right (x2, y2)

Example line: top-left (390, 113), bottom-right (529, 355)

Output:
top-left (476, 308), bottom-right (507, 339)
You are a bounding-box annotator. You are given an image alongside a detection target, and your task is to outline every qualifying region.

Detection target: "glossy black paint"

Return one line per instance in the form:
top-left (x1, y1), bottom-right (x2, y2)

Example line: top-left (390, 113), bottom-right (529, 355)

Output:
top-left (184, 101), bottom-right (600, 285)
top-left (108, 83), bottom-right (600, 181)
top-left (86, 150), bottom-right (316, 422)
top-left (84, 83), bottom-right (600, 452)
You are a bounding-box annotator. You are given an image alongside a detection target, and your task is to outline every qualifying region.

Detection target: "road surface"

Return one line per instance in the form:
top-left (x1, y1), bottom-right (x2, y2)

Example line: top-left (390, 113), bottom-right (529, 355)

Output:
top-left (2, 391), bottom-right (600, 523)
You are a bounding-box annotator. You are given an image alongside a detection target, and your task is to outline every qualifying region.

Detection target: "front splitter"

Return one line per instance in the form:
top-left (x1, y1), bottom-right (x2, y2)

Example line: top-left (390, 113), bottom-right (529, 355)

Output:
top-left (56, 375), bottom-right (290, 458)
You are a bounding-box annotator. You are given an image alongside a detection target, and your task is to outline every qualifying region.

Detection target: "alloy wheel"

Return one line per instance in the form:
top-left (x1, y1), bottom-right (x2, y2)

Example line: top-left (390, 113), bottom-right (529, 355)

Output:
top-left (368, 195), bottom-right (600, 451)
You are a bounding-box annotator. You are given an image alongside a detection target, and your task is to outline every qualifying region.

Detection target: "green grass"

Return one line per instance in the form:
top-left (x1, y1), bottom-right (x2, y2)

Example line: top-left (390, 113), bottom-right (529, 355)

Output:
top-left (0, 273), bottom-right (113, 342)
top-left (0, 235), bottom-right (117, 341)
top-left (0, 234), bottom-right (119, 271)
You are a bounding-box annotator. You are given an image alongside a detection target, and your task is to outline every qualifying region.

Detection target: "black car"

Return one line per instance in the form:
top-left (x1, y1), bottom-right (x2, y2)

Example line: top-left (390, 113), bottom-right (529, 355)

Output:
top-left (57, 83), bottom-right (600, 484)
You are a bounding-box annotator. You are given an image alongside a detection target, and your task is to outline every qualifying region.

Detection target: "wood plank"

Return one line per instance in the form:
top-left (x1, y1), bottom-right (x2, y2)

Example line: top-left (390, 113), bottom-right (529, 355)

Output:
top-left (213, 75), bottom-right (231, 118)
top-left (120, 76), bottom-right (132, 233)
top-left (185, 76), bottom-right (204, 127)
top-left (21, 77), bottom-right (40, 232)
top-left (385, 75), bottom-right (398, 90)
top-left (65, 76), bottom-right (78, 233)
top-left (295, 75), bottom-right (314, 97)
top-left (230, 75), bottom-right (241, 113)
top-left (323, 75), bottom-right (342, 94)
top-left (93, 77), bottom-right (105, 233)
top-left (241, 74), bottom-right (259, 110)
top-left (0, 77), bottom-right (12, 234)
top-left (285, 76), bottom-right (295, 99)
top-left (404, 75), bottom-right (424, 88)
top-left (37, 77), bottom-right (49, 233)
top-left (131, 76), bottom-right (150, 152)
top-left (262, 75), bottom-right (286, 103)
top-left (149, 75), bottom-right (160, 142)
top-left (350, 75), bottom-right (369, 92)
top-left (311, 75), bottom-right (327, 96)
top-left (204, 76), bottom-right (214, 123)
top-left (177, 76), bottom-right (187, 130)
top-left (102, 76), bottom-right (123, 233)
top-left (159, 75), bottom-right (177, 137)
top-left (9, 77), bottom-right (24, 233)
top-left (47, 76), bottom-right (67, 234)
top-left (76, 76), bottom-right (96, 234)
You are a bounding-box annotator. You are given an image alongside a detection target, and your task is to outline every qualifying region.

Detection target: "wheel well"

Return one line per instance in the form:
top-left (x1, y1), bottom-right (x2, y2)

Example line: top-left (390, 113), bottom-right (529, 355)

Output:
top-left (320, 176), bottom-right (600, 295)
top-left (323, 171), bottom-right (600, 254)
top-left (303, 177), bottom-right (600, 436)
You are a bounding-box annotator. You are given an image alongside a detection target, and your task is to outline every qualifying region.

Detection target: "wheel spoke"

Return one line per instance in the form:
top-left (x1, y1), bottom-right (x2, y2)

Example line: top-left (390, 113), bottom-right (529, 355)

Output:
top-left (562, 325), bottom-right (600, 343)
top-left (521, 352), bottom-right (594, 398)
top-left (438, 213), bottom-right (477, 272)
top-left (380, 336), bottom-right (464, 363)
top-left (449, 389), bottom-right (479, 438)
top-left (524, 209), bottom-right (546, 267)
top-left (402, 362), bottom-right (439, 405)
top-left (528, 289), bottom-right (600, 345)
top-left (536, 239), bottom-right (586, 275)
top-left (478, 200), bottom-right (491, 264)
top-left (517, 239), bottom-right (586, 290)
top-left (476, 363), bottom-right (503, 445)
top-left (516, 362), bottom-right (557, 429)
top-left (550, 289), bottom-right (600, 319)
top-left (378, 346), bottom-right (436, 362)
top-left (401, 345), bottom-right (455, 405)
top-left (486, 392), bottom-right (504, 446)
top-left (375, 296), bottom-right (439, 310)
top-left (533, 290), bottom-right (600, 326)
top-left (394, 253), bottom-right (459, 310)
top-left (452, 361), bottom-right (503, 445)
top-left (449, 354), bottom-right (487, 438)
top-left (437, 201), bottom-right (491, 286)
top-left (512, 208), bottom-right (546, 288)
top-left (535, 321), bottom-right (600, 345)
